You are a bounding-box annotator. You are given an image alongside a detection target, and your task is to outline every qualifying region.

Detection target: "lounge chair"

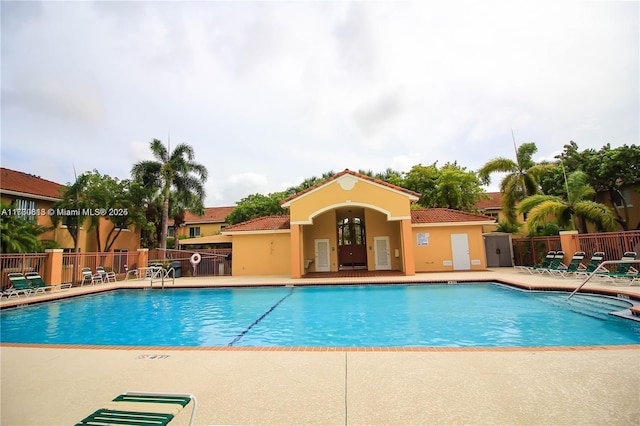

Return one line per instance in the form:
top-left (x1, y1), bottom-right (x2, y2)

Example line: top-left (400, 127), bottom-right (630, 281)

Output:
top-left (515, 250), bottom-right (556, 274)
top-left (81, 267), bottom-right (103, 286)
top-left (573, 252), bottom-right (606, 279)
top-left (595, 252), bottom-right (638, 283)
top-left (96, 266), bottom-right (116, 283)
top-left (537, 251), bottom-right (566, 275)
top-left (25, 272), bottom-right (57, 294)
top-left (76, 391), bottom-right (197, 426)
top-left (551, 251), bottom-right (586, 277)
top-left (80, 268), bottom-right (92, 286)
top-left (5, 273), bottom-right (33, 298)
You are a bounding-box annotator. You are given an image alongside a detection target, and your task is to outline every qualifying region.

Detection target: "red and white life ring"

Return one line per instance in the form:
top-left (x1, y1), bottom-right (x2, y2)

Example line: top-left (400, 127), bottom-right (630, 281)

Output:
top-left (190, 253), bottom-right (202, 265)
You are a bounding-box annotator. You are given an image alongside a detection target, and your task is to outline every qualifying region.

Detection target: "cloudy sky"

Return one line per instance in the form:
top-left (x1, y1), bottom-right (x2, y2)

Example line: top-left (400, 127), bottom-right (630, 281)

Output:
top-left (1, 1), bottom-right (638, 207)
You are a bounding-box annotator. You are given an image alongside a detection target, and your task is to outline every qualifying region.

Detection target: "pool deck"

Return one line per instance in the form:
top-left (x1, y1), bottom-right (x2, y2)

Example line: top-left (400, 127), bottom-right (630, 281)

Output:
top-left (1, 268), bottom-right (639, 425)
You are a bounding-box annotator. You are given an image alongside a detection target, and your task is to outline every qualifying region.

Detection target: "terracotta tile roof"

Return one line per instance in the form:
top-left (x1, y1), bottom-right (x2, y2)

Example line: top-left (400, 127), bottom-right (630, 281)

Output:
top-left (168, 206), bottom-right (235, 226)
top-left (0, 167), bottom-right (63, 200)
top-left (183, 206), bottom-right (235, 224)
top-left (223, 215), bottom-right (290, 232)
top-left (281, 169), bottom-right (421, 205)
top-left (475, 192), bottom-right (502, 210)
top-left (224, 209), bottom-right (491, 232)
top-left (411, 208), bottom-right (494, 224)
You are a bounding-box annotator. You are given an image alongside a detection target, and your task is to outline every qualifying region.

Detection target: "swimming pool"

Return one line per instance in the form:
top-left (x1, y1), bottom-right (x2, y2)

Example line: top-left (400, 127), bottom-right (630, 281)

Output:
top-left (1, 283), bottom-right (639, 347)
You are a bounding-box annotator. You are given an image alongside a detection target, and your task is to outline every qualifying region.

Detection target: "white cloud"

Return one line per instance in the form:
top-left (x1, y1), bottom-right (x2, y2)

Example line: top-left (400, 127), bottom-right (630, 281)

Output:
top-left (1, 1), bottom-right (637, 206)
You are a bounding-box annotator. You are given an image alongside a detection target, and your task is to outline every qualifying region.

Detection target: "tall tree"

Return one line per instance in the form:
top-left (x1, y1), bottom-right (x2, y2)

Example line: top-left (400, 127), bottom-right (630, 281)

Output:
top-left (226, 192), bottom-right (287, 225)
top-left (131, 139), bottom-right (208, 250)
top-left (373, 168), bottom-right (404, 187)
top-left (0, 201), bottom-right (45, 253)
top-left (548, 142), bottom-right (640, 230)
top-left (582, 144), bottom-right (640, 230)
top-left (52, 171), bottom-right (149, 252)
top-left (51, 173), bottom-right (92, 252)
top-left (478, 142), bottom-right (554, 223)
top-left (402, 163), bottom-right (440, 207)
top-left (434, 162), bottom-right (487, 211)
top-left (284, 171), bottom-right (336, 197)
top-left (517, 171), bottom-right (616, 233)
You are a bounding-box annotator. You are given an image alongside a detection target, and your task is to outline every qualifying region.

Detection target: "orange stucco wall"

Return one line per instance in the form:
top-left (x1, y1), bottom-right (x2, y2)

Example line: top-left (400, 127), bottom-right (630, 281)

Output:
top-left (364, 209), bottom-right (403, 271)
top-left (231, 232), bottom-right (291, 276)
top-left (301, 210), bottom-right (338, 272)
top-left (1, 194), bottom-right (140, 253)
top-left (176, 223), bottom-right (225, 239)
top-left (412, 225), bottom-right (487, 272)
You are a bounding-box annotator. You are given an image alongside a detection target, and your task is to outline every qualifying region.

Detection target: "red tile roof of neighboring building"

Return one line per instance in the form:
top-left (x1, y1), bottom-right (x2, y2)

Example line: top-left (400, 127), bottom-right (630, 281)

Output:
top-left (281, 169), bottom-right (421, 205)
top-left (475, 192), bottom-right (502, 210)
top-left (168, 206), bottom-right (235, 226)
top-left (411, 208), bottom-right (494, 224)
top-left (183, 206), bottom-right (235, 224)
top-left (0, 167), bottom-right (63, 200)
top-left (223, 215), bottom-right (290, 232)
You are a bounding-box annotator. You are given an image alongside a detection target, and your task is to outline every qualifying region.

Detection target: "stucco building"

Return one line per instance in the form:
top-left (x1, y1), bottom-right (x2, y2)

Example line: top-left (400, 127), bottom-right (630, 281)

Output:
top-left (222, 169), bottom-right (495, 278)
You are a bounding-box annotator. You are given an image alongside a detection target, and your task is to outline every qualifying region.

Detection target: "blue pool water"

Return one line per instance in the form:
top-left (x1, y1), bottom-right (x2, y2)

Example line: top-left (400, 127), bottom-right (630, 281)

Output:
top-left (1, 283), bottom-right (639, 347)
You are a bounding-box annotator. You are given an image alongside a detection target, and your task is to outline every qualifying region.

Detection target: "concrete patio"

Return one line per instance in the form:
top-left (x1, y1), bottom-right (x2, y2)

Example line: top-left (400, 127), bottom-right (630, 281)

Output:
top-left (1, 268), bottom-right (639, 425)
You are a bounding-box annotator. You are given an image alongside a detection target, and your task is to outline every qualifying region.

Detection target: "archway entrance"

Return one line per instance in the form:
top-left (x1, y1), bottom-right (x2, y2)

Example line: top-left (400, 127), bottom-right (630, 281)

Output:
top-left (336, 207), bottom-right (367, 270)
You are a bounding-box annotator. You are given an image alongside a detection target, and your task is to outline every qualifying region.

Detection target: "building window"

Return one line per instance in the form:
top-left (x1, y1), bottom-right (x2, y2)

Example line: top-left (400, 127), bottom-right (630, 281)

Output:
top-left (168, 226), bottom-right (175, 237)
top-left (14, 198), bottom-right (37, 222)
top-left (484, 212), bottom-right (499, 222)
top-left (338, 217), bottom-right (365, 246)
top-left (189, 227), bottom-right (201, 238)
top-left (613, 188), bottom-right (633, 208)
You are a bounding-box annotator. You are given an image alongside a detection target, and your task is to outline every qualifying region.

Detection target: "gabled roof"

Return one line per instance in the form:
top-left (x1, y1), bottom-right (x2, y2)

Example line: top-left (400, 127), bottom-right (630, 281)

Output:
top-left (223, 215), bottom-right (291, 233)
top-left (281, 169), bottom-right (421, 206)
top-left (0, 167), bottom-right (63, 201)
top-left (411, 208), bottom-right (495, 224)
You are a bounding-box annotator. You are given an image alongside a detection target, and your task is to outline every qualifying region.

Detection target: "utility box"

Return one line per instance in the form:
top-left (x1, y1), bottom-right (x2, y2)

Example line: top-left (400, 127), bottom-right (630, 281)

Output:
top-left (171, 261), bottom-right (182, 278)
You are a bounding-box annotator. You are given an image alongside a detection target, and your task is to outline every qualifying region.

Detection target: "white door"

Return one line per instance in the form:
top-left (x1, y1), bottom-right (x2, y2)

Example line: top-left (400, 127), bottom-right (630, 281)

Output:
top-left (315, 239), bottom-right (331, 272)
top-left (374, 236), bottom-right (391, 270)
top-left (451, 233), bottom-right (471, 270)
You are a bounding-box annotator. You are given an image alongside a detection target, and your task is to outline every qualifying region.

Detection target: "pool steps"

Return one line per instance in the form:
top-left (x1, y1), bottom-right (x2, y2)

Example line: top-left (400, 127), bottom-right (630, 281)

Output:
top-left (559, 294), bottom-right (638, 321)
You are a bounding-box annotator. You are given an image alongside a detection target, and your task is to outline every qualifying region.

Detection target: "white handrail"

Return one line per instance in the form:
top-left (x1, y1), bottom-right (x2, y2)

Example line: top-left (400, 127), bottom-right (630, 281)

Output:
top-left (567, 259), bottom-right (640, 300)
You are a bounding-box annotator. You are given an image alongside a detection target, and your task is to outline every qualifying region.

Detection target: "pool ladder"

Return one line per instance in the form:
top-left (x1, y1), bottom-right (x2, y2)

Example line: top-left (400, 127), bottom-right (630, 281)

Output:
top-left (149, 267), bottom-right (176, 289)
top-left (567, 259), bottom-right (640, 300)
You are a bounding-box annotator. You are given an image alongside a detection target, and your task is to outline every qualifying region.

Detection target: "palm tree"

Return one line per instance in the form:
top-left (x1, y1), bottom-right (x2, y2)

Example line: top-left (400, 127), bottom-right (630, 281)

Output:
top-left (51, 173), bottom-right (92, 253)
top-left (168, 188), bottom-right (206, 249)
top-left (131, 139), bottom-right (208, 250)
top-left (0, 202), bottom-right (45, 253)
top-left (517, 171), bottom-right (617, 233)
top-left (478, 142), bottom-right (554, 224)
